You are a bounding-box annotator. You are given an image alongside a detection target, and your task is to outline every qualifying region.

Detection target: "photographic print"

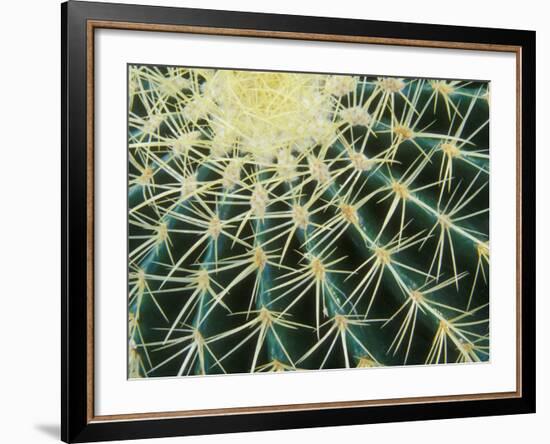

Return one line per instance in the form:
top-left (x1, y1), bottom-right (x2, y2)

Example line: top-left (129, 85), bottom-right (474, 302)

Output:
top-left (127, 65), bottom-right (490, 379)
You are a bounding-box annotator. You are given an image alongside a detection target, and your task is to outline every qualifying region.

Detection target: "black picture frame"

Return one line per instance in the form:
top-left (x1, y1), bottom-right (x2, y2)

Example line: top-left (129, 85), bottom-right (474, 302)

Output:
top-left (61, 1), bottom-right (536, 442)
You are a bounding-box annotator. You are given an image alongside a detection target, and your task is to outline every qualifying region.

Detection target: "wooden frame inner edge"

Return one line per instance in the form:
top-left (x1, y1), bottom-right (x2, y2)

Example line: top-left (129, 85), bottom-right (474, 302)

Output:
top-left (85, 19), bottom-right (523, 423)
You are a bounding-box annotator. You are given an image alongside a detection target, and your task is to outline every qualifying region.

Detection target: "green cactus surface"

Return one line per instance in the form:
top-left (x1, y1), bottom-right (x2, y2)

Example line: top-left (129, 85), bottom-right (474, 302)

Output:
top-left (128, 65), bottom-right (490, 378)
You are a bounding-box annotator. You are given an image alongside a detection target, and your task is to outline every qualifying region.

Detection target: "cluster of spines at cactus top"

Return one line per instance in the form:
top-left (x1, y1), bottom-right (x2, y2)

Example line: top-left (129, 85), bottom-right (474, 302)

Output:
top-left (128, 65), bottom-right (489, 378)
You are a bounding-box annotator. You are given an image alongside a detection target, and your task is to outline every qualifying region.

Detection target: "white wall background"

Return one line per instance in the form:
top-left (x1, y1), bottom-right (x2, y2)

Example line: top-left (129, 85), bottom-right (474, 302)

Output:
top-left (0, 0), bottom-right (545, 443)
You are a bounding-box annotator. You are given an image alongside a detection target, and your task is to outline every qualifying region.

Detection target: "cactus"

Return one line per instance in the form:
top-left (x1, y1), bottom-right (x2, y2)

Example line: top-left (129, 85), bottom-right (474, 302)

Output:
top-left (128, 65), bottom-right (489, 378)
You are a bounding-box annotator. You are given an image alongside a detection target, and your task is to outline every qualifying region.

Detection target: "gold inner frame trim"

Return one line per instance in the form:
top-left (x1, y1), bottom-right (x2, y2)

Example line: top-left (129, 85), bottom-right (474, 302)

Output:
top-left (86, 19), bottom-right (523, 423)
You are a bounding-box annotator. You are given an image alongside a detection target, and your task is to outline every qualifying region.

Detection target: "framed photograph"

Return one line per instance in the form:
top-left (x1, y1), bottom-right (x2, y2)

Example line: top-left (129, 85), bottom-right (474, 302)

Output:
top-left (61, 1), bottom-right (536, 442)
